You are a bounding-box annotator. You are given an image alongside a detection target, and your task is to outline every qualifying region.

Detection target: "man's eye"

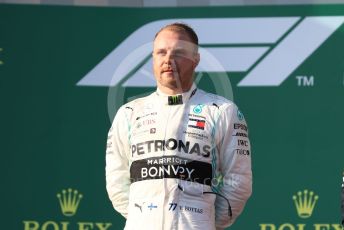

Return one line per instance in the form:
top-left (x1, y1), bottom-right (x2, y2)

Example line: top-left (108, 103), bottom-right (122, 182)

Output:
top-left (173, 50), bottom-right (186, 57)
top-left (156, 50), bottom-right (166, 55)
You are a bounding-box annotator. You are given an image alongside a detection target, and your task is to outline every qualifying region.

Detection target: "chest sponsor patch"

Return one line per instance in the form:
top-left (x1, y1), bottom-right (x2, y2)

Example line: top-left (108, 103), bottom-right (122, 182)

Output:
top-left (135, 112), bottom-right (157, 120)
top-left (188, 118), bottom-right (205, 130)
top-left (135, 119), bottom-right (156, 129)
top-left (130, 156), bottom-right (213, 185)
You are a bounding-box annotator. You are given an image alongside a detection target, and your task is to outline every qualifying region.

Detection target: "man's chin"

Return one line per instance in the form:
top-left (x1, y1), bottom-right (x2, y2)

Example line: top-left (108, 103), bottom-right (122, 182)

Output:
top-left (158, 80), bottom-right (179, 90)
top-left (160, 75), bottom-right (177, 84)
top-left (161, 72), bottom-right (176, 78)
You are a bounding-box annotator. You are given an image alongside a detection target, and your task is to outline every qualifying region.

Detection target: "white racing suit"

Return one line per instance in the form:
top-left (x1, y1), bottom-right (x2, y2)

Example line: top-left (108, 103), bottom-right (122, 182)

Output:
top-left (106, 84), bottom-right (252, 230)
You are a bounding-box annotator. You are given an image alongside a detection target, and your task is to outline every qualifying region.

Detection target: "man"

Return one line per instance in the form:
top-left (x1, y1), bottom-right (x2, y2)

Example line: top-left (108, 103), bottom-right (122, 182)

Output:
top-left (106, 23), bottom-right (252, 230)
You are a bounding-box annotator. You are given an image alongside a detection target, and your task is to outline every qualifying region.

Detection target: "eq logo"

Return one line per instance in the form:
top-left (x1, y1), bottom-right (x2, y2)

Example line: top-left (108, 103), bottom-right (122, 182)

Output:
top-left (77, 17), bottom-right (344, 88)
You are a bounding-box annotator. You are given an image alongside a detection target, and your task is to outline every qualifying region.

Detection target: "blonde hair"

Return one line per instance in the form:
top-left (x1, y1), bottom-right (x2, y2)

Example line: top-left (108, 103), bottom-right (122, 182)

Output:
top-left (154, 22), bottom-right (199, 46)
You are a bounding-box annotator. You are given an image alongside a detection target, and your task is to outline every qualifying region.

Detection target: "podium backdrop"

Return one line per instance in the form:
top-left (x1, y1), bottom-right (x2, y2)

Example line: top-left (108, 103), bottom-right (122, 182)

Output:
top-left (1, 3), bottom-right (344, 229)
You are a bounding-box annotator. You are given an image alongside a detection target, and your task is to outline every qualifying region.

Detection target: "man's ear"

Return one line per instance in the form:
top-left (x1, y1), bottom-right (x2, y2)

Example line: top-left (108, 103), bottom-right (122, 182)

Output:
top-left (193, 52), bottom-right (200, 68)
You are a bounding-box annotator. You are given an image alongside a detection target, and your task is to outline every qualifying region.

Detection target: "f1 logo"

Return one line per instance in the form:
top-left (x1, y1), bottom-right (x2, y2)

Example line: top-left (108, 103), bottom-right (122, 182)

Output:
top-left (77, 17), bottom-right (344, 87)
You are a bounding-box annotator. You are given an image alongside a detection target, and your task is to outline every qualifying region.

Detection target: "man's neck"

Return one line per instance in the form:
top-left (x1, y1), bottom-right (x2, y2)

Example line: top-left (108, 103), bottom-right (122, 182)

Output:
top-left (157, 84), bottom-right (192, 95)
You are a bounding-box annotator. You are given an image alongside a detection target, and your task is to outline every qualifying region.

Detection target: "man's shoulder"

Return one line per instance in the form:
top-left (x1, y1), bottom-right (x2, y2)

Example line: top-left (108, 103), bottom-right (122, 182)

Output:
top-left (113, 93), bottom-right (155, 122)
top-left (196, 88), bottom-right (235, 108)
top-left (120, 92), bottom-right (155, 109)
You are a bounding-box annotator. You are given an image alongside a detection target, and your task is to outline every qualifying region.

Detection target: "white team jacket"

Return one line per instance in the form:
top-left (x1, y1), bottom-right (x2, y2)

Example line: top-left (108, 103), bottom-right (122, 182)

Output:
top-left (106, 84), bottom-right (252, 230)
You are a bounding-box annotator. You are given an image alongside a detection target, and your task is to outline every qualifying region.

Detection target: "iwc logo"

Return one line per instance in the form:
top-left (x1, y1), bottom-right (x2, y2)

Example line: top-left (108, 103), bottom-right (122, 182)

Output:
top-left (23, 188), bottom-right (112, 230)
top-left (259, 189), bottom-right (342, 230)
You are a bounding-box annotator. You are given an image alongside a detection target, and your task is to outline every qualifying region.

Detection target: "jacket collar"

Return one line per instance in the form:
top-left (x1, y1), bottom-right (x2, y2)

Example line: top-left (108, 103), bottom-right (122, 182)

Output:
top-left (155, 83), bottom-right (197, 106)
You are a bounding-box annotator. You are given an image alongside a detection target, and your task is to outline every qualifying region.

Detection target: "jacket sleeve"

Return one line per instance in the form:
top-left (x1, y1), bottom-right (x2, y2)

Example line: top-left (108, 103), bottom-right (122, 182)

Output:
top-left (105, 106), bottom-right (131, 218)
top-left (215, 103), bottom-right (252, 228)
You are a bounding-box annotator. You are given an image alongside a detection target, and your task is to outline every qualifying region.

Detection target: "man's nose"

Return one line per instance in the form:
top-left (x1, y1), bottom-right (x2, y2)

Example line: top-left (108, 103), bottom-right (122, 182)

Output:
top-left (164, 52), bottom-right (174, 63)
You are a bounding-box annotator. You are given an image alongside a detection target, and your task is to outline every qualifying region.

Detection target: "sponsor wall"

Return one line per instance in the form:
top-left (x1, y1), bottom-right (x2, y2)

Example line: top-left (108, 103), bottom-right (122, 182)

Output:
top-left (1, 3), bottom-right (344, 230)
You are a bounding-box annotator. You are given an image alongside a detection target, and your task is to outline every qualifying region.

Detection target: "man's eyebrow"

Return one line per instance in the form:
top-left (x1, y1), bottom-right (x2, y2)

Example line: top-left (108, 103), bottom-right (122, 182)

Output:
top-left (173, 48), bottom-right (187, 51)
top-left (154, 48), bottom-right (166, 52)
top-left (153, 47), bottom-right (190, 53)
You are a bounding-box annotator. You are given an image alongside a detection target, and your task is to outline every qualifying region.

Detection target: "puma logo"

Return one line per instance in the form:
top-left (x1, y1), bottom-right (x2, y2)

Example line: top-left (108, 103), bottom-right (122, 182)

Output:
top-left (135, 203), bottom-right (142, 212)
